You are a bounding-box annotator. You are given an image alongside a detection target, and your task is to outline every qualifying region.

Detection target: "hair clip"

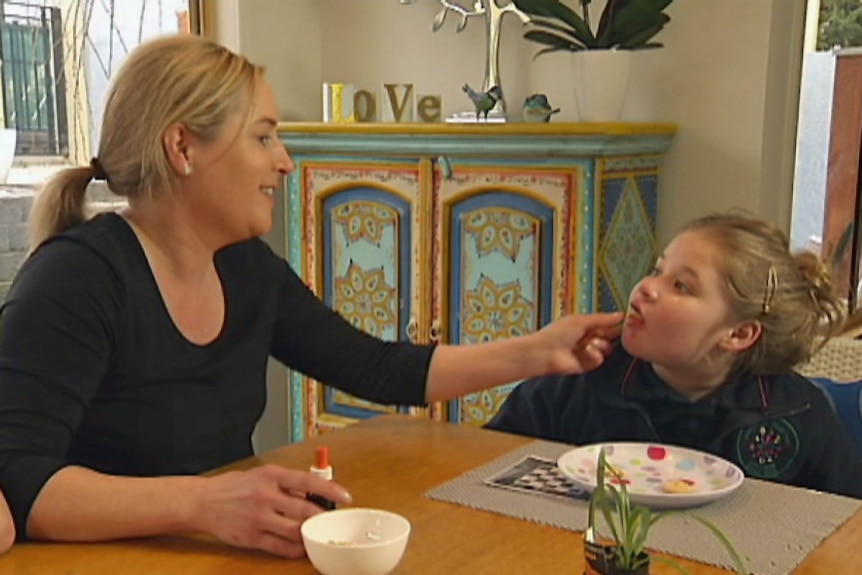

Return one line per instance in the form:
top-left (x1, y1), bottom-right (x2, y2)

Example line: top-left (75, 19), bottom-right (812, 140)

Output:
top-left (762, 266), bottom-right (778, 314)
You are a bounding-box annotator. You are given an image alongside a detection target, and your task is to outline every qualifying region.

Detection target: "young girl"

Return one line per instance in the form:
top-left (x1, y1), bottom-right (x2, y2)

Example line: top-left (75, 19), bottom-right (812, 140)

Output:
top-left (487, 213), bottom-right (862, 498)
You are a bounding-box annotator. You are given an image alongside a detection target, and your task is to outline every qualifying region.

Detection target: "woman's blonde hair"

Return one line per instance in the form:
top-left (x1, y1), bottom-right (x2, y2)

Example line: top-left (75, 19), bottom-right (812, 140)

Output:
top-left (28, 34), bottom-right (264, 250)
top-left (683, 213), bottom-right (846, 375)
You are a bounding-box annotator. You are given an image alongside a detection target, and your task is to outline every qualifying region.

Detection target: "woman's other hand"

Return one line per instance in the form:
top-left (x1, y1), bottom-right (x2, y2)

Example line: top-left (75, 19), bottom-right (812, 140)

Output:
top-left (192, 465), bottom-right (352, 558)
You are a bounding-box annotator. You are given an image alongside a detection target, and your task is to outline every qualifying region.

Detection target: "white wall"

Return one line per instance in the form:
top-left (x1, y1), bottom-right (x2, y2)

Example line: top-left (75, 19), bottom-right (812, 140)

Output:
top-left (320, 0), bottom-right (532, 120)
top-left (241, 1), bottom-right (322, 120)
top-left (218, 0), bottom-right (804, 246)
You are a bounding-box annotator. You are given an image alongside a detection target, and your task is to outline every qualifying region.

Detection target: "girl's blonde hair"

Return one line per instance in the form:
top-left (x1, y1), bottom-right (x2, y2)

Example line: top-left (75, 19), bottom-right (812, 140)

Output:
top-left (28, 34), bottom-right (264, 250)
top-left (684, 213), bottom-right (845, 375)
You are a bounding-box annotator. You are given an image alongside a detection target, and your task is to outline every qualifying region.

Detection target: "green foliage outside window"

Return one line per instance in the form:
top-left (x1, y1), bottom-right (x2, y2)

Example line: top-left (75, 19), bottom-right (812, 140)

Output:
top-left (818, 0), bottom-right (862, 50)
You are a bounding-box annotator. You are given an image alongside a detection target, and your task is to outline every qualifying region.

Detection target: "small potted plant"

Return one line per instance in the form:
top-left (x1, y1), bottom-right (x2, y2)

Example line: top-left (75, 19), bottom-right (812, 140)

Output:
top-left (512, 0), bottom-right (675, 121)
top-left (584, 448), bottom-right (748, 575)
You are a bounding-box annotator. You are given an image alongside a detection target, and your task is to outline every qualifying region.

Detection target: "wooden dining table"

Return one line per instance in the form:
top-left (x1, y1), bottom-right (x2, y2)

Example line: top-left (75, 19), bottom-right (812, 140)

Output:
top-left (1, 414), bottom-right (860, 574)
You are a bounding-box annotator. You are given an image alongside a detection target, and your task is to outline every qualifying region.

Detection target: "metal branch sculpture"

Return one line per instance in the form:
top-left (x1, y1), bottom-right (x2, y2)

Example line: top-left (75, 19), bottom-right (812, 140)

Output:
top-left (428, 0), bottom-right (531, 118)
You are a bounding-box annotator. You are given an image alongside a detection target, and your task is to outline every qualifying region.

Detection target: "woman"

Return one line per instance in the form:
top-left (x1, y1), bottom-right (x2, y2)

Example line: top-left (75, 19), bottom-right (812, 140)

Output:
top-left (0, 34), bottom-right (621, 558)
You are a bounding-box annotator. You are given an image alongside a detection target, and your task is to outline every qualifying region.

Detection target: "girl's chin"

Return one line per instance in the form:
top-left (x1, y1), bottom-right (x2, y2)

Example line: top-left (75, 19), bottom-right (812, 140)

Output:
top-left (620, 327), bottom-right (638, 349)
top-left (620, 330), bottom-right (654, 361)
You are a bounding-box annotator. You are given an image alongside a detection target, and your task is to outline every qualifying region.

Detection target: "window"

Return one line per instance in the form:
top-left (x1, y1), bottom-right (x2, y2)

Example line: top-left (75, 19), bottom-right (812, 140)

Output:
top-left (0, 0), bottom-right (202, 162)
top-left (0, 2), bottom-right (67, 156)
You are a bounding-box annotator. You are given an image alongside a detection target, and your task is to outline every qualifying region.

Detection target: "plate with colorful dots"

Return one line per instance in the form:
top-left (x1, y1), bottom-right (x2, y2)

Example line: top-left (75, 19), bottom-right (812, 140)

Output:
top-left (556, 443), bottom-right (744, 509)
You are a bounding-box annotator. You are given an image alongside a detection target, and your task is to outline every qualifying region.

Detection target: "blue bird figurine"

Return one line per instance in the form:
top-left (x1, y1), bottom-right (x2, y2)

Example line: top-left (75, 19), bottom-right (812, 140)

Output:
top-left (462, 84), bottom-right (504, 121)
top-left (522, 94), bottom-right (560, 123)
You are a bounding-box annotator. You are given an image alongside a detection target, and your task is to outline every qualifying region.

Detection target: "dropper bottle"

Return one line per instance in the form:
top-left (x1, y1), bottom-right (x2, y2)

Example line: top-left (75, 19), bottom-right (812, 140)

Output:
top-left (306, 445), bottom-right (336, 510)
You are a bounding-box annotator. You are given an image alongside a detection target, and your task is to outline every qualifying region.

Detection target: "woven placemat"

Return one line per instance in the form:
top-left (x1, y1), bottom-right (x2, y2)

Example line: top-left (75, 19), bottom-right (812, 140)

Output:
top-left (424, 440), bottom-right (861, 575)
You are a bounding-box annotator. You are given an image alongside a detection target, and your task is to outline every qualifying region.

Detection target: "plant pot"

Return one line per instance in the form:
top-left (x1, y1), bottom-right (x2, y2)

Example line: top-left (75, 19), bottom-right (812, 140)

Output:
top-left (584, 538), bottom-right (650, 575)
top-left (603, 560), bottom-right (650, 575)
top-left (571, 49), bottom-right (632, 122)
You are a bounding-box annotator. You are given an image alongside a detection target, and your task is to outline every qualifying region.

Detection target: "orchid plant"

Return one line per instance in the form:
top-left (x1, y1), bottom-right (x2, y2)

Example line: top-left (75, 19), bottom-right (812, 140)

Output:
top-left (514, 0), bottom-right (674, 58)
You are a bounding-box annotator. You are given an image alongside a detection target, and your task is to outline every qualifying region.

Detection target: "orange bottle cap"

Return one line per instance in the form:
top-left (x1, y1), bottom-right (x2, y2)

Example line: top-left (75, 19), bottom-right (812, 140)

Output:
top-left (316, 446), bottom-right (330, 469)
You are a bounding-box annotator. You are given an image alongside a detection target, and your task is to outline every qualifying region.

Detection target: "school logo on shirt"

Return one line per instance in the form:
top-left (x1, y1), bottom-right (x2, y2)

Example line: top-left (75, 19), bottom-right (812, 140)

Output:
top-left (735, 418), bottom-right (800, 479)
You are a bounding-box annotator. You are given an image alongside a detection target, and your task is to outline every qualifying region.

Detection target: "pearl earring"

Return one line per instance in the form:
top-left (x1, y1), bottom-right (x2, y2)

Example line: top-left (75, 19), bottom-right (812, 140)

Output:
top-left (183, 163), bottom-right (193, 176)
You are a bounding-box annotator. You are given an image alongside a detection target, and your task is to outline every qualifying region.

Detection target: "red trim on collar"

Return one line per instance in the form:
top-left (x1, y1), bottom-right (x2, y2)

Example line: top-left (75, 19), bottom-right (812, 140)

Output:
top-left (757, 376), bottom-right (769, 409)
top-left (620, 357), bottom-right (640, 396)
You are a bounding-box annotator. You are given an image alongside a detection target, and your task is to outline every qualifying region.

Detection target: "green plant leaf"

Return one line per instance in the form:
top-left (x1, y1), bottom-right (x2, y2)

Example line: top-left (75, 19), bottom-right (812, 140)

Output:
top-left (652, 512), bottom-right (747, 573)
top-left (608, 11), bottom-right (669, 48)
top-left (597, 0), bottom-right (635, 45)
top-left (520, 0), bottom-right (673, 50)
top-left (523, 29), bottom-right (581, 51)
top-left (513, 0), bottom-right (561, 18)
top-left (628, 41), bottom-right (665, 50)
top-left (594, 449), bottom-right (624, 546)
top-left (628, 506), bottom-right (653, 554)
top-left (606, 0), bottom-right (672, 48)
top-left (686, 514), bottom-right (749, 574)
top-left (531, 46), bottom-right (579, 60)
top-left (830, 220), bottom-right (855, 269)
top-left (528, 19), bottom-right (589, 47)
top-left (515, 0), bottom-right (596, 45)
top-left (618, 18), bottom-right (669, 48)
top-left (601, 484), bottom-right (623, 545)
top-left (621, 506), bottom-right (651, 566)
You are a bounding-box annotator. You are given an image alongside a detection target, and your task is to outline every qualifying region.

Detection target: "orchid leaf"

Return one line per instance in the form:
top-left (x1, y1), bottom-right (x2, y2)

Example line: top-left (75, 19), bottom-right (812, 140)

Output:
top-left (531, 46), bottom-right (578, 60)
top-left (523, 30), bottom-right (581, 52)
top-left (618, 18), bottom-right (669, 49)
top-left (597, 0), bottom-right (634, 45)
top-left (527, 20), bottom-right (589, 48)
top-left (516, 0), bottom-right (595, 42)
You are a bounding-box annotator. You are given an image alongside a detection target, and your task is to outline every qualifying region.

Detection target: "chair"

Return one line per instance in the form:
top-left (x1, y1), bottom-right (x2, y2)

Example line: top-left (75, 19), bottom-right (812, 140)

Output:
top-left (796, 337), bottom-right (862, 458)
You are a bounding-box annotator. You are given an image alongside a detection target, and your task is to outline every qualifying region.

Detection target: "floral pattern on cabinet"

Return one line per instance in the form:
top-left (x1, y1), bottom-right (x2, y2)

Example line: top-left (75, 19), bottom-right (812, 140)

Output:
top-left (434, 163), bottom-right (578, 426)
top-left (294, 160), bottom-right (427, 438)
top-left (281, 123), bottom-right (675, 441)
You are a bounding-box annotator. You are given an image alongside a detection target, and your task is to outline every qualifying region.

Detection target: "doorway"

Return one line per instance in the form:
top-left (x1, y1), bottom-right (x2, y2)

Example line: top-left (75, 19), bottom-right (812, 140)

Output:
top-left (792, 0), bottom-right (862, 308)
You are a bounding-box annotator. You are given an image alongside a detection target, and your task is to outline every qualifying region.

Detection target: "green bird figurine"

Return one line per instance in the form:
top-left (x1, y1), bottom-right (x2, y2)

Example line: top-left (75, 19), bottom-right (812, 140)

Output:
top-left (522, 94), bottom-right (560, 123)
top-left (462, 84), bottom-right (503, 121)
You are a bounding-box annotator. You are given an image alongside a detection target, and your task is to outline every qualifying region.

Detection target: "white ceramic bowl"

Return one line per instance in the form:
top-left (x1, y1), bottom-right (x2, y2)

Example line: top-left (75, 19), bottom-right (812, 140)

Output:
top-left (301, 508), bottom-right (411, 575)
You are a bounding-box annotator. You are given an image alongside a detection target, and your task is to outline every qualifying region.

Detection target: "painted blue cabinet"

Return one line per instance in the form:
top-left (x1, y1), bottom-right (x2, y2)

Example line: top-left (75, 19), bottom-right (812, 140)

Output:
top-left (279, 122), bottom-right (675, 440)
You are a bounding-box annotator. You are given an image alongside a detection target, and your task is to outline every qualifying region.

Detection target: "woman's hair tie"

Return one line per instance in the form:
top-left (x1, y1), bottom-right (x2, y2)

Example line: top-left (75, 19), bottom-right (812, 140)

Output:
top-left (89, 157), bottom-right (108, 181)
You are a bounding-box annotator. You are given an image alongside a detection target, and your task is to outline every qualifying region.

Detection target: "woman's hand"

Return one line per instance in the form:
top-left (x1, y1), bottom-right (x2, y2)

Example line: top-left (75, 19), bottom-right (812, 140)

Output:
top-left (532, 311), bottom-right (623, 375)
top-left (192, 465), bottom-right (352, 558)
top-left (425, 311), bottom-right (624, 402)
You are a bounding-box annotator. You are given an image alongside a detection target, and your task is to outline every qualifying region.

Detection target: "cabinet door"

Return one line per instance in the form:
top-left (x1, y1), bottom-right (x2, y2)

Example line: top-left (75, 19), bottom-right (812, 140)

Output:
top-left (287, 159), bottom-right (426, 438)
top-left (433, 162), bottom-right (582, 426)
top-left (596, 157), bottom-right (660, 313)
